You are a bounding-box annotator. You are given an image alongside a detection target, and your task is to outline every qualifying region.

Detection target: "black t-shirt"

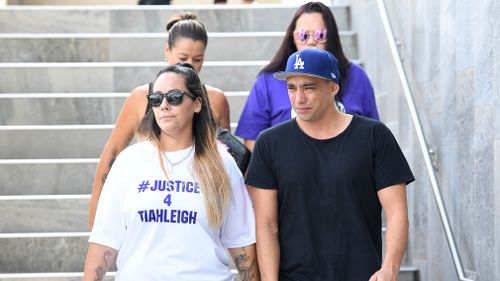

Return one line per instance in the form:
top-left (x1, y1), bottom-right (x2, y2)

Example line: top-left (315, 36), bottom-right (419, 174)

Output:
top-left (246, 115), bottom-right (415, 281)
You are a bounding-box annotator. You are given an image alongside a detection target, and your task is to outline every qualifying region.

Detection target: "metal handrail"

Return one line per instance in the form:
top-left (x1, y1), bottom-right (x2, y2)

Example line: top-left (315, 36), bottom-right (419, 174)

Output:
top-left (375, 1), bottom-right (473, 280)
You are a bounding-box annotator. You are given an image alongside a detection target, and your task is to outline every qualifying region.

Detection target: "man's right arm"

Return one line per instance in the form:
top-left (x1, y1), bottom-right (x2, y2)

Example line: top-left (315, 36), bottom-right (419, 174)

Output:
top-left (249, 186), bottom-right (279, 281)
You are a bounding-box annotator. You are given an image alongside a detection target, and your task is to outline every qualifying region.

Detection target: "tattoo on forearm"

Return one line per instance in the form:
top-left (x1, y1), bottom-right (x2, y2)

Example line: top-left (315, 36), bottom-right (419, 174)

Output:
top-left (93, 250), bottom-right (114, 281)
top-left (93, 267), bottom-right (105, 281)
top-left (101, 158), bottom-right (115, 184)
top-left (233, 246), bottom-right (257, 281)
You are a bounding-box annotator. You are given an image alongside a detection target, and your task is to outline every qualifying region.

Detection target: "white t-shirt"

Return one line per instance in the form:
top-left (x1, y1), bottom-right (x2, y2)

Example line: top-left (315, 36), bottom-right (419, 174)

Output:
top-left (89, 141), bottom-right (256, 281)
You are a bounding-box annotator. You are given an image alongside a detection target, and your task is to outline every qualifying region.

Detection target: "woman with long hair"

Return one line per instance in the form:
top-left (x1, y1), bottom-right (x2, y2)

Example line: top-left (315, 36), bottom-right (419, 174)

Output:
top-left (84, 63), bottom-right (257, 281)
top-left (89, 13), bottom-right (230, 228)
top-left (235, 2), bottom-right (379, 150)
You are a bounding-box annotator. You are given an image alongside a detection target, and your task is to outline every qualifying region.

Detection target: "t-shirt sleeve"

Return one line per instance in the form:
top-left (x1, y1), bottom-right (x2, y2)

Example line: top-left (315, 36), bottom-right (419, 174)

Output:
top-left (343, 64), bottom-right (380, 120)
top-left (235, 73), bottom-right (271, 140)
top-left (89, 154), bottom-right (127, 250)
top-left (245, 132), bottom-right (278, 189)
top-left (373, 123), bottom-right (415, 191)
top-left (220, 160), bottom-right (256, 248)
top-left (359, 71), bottom-right (380, 120)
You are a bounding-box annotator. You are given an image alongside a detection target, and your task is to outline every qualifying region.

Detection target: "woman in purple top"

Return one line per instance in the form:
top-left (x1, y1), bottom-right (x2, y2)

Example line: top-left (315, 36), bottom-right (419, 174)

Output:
top-left (235, 2), bottom-right (379, 150)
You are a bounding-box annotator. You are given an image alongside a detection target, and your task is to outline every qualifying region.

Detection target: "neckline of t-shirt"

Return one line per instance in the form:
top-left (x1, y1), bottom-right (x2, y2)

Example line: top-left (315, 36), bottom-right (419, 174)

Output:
top-left (292, 115), bottom-right (357, 143)
top-left (164, 144), bottom-right (195, 159)
top-left (145, 141), bottom-right (195, 159)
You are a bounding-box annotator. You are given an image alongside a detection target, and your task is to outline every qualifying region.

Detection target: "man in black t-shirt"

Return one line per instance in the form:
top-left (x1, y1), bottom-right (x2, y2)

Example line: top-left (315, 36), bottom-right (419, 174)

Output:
top-left (246, 48), bottom-right (415, 281)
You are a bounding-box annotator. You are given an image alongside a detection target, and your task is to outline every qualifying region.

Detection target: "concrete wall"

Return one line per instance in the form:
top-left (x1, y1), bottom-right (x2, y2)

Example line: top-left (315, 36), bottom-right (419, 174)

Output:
top-left (349, 0), bottom-right (500, 280)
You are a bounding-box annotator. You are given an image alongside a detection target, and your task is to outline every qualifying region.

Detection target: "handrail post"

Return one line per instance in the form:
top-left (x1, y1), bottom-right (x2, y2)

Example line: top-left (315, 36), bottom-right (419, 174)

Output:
top-left (374, 0), bottom-right (473, 280)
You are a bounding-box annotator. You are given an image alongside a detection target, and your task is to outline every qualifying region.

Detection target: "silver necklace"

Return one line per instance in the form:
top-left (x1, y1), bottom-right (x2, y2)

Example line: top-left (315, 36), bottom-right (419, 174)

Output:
top-left (164, 144), bottom-right (195, 172)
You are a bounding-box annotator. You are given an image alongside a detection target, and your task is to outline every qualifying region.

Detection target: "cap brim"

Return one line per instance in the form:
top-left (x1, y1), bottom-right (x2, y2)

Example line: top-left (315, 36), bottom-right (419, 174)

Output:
top-left (273, 71), bottom-right (333, 81)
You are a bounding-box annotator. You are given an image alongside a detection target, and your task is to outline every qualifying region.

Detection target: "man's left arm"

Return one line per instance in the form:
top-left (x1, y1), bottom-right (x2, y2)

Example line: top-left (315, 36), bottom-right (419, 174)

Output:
top-left (370, 183), bottom-right (409, 281)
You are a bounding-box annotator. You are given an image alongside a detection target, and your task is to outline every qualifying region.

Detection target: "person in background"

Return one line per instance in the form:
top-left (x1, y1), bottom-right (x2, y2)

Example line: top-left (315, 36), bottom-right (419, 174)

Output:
top-left (236, 1), bottom-right (379, 151)
top-left (247, 48), bottom-right (413, 281)
top-left (84, 63), bottom-right (258, 281)
top-left (88, 13), bottom-right (230, 229)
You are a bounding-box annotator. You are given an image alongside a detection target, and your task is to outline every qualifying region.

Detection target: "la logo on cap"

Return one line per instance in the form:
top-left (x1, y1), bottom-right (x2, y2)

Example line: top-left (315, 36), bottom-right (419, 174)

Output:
top-left (294, 54), bottom-right (304, 70)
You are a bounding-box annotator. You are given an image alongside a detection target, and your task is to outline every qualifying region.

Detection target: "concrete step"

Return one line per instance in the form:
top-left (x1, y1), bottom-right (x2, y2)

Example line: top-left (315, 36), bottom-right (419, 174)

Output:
top-left (0, 272), bottom-right (240, 281)
top-left (0, 272), bottom-right (239, 281)
top-left (0, 232), bottom-right (419, 279)
top-left (0, 126), bottom-right (111, 159)
top-left (400, 267), bottom-right (420, 281)
top-left (0, 32), bottom-right (357, 63)
top-left (0, 233), bottom-right (238, 272)
top-left (0, 275), bottom-right (113, 281)
top-left (0, 5), bottom-right (350, 33)
top-left (0, 274), bottom-right (113, 281)
top-left (0, 92), bottom-right (248, 125)
top-left (0, 160), bottom-right (96, 196)
top-left (0, 234), bottom-right (90, 273)
top-left (0, 124), bottom-right (238, 159)
top-left (0, 197), bottom-right (89, 232)
top-left (0, 62), bottom-right (264, 93)
top-left (0, 94), bottom-right (124, 126)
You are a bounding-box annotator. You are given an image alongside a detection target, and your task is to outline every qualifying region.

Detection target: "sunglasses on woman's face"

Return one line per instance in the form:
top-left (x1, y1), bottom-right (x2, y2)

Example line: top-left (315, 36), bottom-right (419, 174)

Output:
top-left (293, 28), bottom-right (328, 44)
top-left (147, 89), bottom-right (197, 107)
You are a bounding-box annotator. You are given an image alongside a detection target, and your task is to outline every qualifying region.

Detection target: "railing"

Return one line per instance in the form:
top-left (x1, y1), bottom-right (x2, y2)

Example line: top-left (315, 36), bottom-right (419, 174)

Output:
top-left (375, 1), bottom-right (473, 280)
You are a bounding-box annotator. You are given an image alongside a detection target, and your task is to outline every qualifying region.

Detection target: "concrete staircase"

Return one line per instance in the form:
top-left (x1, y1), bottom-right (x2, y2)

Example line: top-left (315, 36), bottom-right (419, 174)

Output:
top-left (0, 4), bottom-right (417, 281)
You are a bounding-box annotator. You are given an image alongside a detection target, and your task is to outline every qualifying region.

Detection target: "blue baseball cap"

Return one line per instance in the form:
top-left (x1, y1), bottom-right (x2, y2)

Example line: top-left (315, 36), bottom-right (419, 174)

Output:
top-left (274, 48), bottom-right (339, 83)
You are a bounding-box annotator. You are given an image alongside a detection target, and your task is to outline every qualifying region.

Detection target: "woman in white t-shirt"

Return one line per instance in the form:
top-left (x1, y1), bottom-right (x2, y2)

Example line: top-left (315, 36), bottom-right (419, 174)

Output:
top-left (83, 63), bottom-right (258, 281)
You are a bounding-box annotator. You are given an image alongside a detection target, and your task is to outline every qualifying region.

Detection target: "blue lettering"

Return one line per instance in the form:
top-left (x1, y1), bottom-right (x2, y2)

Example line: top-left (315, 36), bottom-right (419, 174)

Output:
top-left (138, 209), bottom-right (197, 224)
top-left (138, 210), bottom-right (145, 222)
top-left (189, 211), bottom-right (197, 224)
top-left (171, 209), bottom-right (178, 223)
top-left (155, 209), bottom-right (164, 222)
top-left (145, 180), bottom-right (201, 194)
top-left (159, 180), bottom-right (166, 191)
top-left (153, 180), bottom-right (161, 191)
top-left (181, 211), bottom-right (188, 223)
top-left (175, 180), bottom-right (182, 192)
top-left (148, 210), bottom-right (156, 222)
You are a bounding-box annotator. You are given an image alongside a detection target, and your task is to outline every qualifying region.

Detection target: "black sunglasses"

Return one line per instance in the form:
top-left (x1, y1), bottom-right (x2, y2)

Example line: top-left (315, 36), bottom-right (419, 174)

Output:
top-left (147, 89), bottom-right (197, 107)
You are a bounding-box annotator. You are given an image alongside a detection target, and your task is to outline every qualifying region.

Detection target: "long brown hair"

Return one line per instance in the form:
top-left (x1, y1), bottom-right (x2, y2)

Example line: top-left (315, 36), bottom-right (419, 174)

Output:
top-left (261, 2), bottom-right (350, 97)
top-left (137, 63), bottom-right (230, 228)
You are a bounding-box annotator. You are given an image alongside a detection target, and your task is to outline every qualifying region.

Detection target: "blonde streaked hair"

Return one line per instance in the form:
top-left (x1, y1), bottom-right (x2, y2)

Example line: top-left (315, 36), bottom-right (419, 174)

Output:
top-left (137, 63), bottom-right (231, 228)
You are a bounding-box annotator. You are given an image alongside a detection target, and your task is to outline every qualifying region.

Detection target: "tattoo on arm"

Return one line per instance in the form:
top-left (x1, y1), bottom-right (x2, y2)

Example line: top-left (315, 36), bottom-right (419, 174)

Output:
top-left (233, 246), bottom-right (257, 281)
top-left (93, 250), bottom-right (114, 281)
top-left (101, 158), bottom-right (115, 184)
top-left (94, 267), bottom-right (105, 281)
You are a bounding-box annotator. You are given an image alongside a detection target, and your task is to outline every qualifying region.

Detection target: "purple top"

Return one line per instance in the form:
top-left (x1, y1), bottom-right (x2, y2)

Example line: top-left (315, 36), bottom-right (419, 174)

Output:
top-left (235, 63), bottom-right (379, 140)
